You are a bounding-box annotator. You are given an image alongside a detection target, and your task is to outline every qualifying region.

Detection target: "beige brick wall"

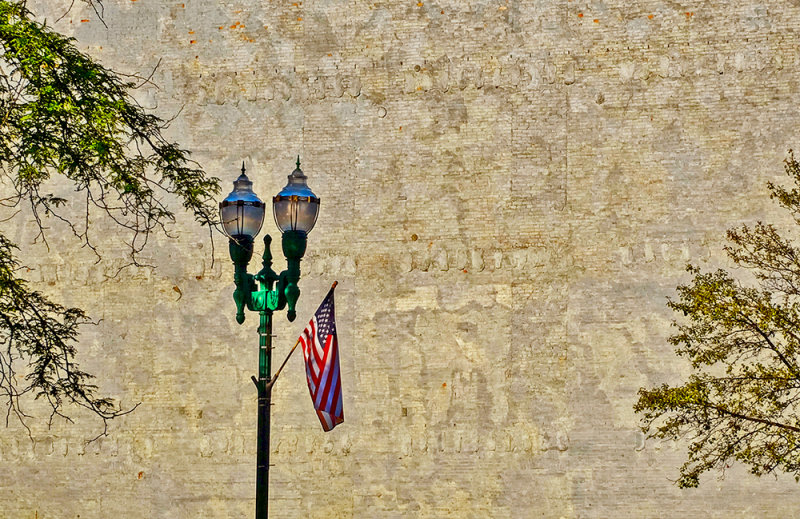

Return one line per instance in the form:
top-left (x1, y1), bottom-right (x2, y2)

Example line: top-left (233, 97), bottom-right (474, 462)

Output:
top-left (4, 0), bottom-right (800, 517)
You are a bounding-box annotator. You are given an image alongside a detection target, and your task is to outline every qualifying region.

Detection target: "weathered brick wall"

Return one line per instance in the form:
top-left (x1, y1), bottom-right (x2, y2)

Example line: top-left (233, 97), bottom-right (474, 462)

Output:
top-left (4, 0), bottom-right (800, 517)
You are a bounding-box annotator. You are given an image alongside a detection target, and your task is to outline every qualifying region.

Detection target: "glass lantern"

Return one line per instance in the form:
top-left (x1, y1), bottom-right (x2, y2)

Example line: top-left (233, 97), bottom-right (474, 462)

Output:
top-left (272, 159), bottom-right (320, 234)
top-left (219, 165), bottom-right (266, 240)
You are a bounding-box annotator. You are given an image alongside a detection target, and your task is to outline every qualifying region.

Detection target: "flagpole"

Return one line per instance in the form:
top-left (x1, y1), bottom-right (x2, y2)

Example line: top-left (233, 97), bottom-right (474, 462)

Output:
top-left (268, 338), bottom-right (300, 388)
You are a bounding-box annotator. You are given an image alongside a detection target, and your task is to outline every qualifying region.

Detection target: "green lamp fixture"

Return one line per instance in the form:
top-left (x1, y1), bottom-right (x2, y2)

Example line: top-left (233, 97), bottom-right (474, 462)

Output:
top-left (219, 158), bottom-right (320, 323)
top-left (219, 157), bottom-right (320, 519)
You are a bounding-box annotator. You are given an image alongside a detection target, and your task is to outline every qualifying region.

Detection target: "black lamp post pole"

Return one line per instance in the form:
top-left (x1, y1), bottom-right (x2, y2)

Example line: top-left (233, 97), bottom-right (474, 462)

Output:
top-left (256, 310), bottom-right (272, 519)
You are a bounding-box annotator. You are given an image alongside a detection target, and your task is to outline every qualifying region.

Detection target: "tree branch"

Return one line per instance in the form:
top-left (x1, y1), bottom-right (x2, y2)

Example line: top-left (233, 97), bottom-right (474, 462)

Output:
top-left (707, 403), bottom-right (800, 433)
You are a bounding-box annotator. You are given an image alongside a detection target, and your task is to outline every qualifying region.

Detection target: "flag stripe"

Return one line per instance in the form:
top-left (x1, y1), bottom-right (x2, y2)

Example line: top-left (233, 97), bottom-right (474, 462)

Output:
top-left (310, 319), bottom-right (323, 368)
top-left (324, 344), bottom-right (340, 412)
top-left (314, 336), bottom-right (334, 408)
top-left (328, 364), bottom-right (341, 418)
top-left (315, 352), bottom-right (333, 408)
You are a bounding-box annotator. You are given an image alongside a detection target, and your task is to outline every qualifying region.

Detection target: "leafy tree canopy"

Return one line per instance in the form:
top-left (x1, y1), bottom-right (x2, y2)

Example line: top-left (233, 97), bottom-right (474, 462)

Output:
top-left (635, 153), bottom-right (800, 487)
top-left (0, 0), bottom-right (220, 436)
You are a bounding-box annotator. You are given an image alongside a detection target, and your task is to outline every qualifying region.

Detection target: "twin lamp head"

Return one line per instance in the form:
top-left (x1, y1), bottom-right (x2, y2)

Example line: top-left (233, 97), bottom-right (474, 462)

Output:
top-left (219, 157), bottom-right (320, 242)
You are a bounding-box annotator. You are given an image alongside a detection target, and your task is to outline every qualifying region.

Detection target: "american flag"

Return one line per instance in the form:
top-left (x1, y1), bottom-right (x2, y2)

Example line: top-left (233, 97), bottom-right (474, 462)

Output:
top-left (298, 285), bottom-right (344, 431)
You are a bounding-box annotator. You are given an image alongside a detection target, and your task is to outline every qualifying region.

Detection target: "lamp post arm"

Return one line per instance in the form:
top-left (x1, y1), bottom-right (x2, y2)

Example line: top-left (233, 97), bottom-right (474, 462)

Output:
top-left (281, 268), bottom-right (299, 322)
top-left (234, 267), bottom-right (258, 324)
top-left (280, 231), bottom-right (307, 322)
top-left (229, 237), bottom-right (256, 324)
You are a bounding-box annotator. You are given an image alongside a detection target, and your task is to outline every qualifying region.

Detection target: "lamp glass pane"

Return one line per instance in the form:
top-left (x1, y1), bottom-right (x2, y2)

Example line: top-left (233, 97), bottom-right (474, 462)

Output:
top-left (241, 204), bottom-right (265, 237)
top-left (221, 203), bottom-right (243, 237)
top-left (294, 200), bottom-right (319, 233)
top-left (273, 198), bottom-right (294, 233)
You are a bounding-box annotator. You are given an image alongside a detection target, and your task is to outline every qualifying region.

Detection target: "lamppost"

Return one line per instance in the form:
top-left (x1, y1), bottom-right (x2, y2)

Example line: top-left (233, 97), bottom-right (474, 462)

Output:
top-left (219, 158), bottom-right (320, 519)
